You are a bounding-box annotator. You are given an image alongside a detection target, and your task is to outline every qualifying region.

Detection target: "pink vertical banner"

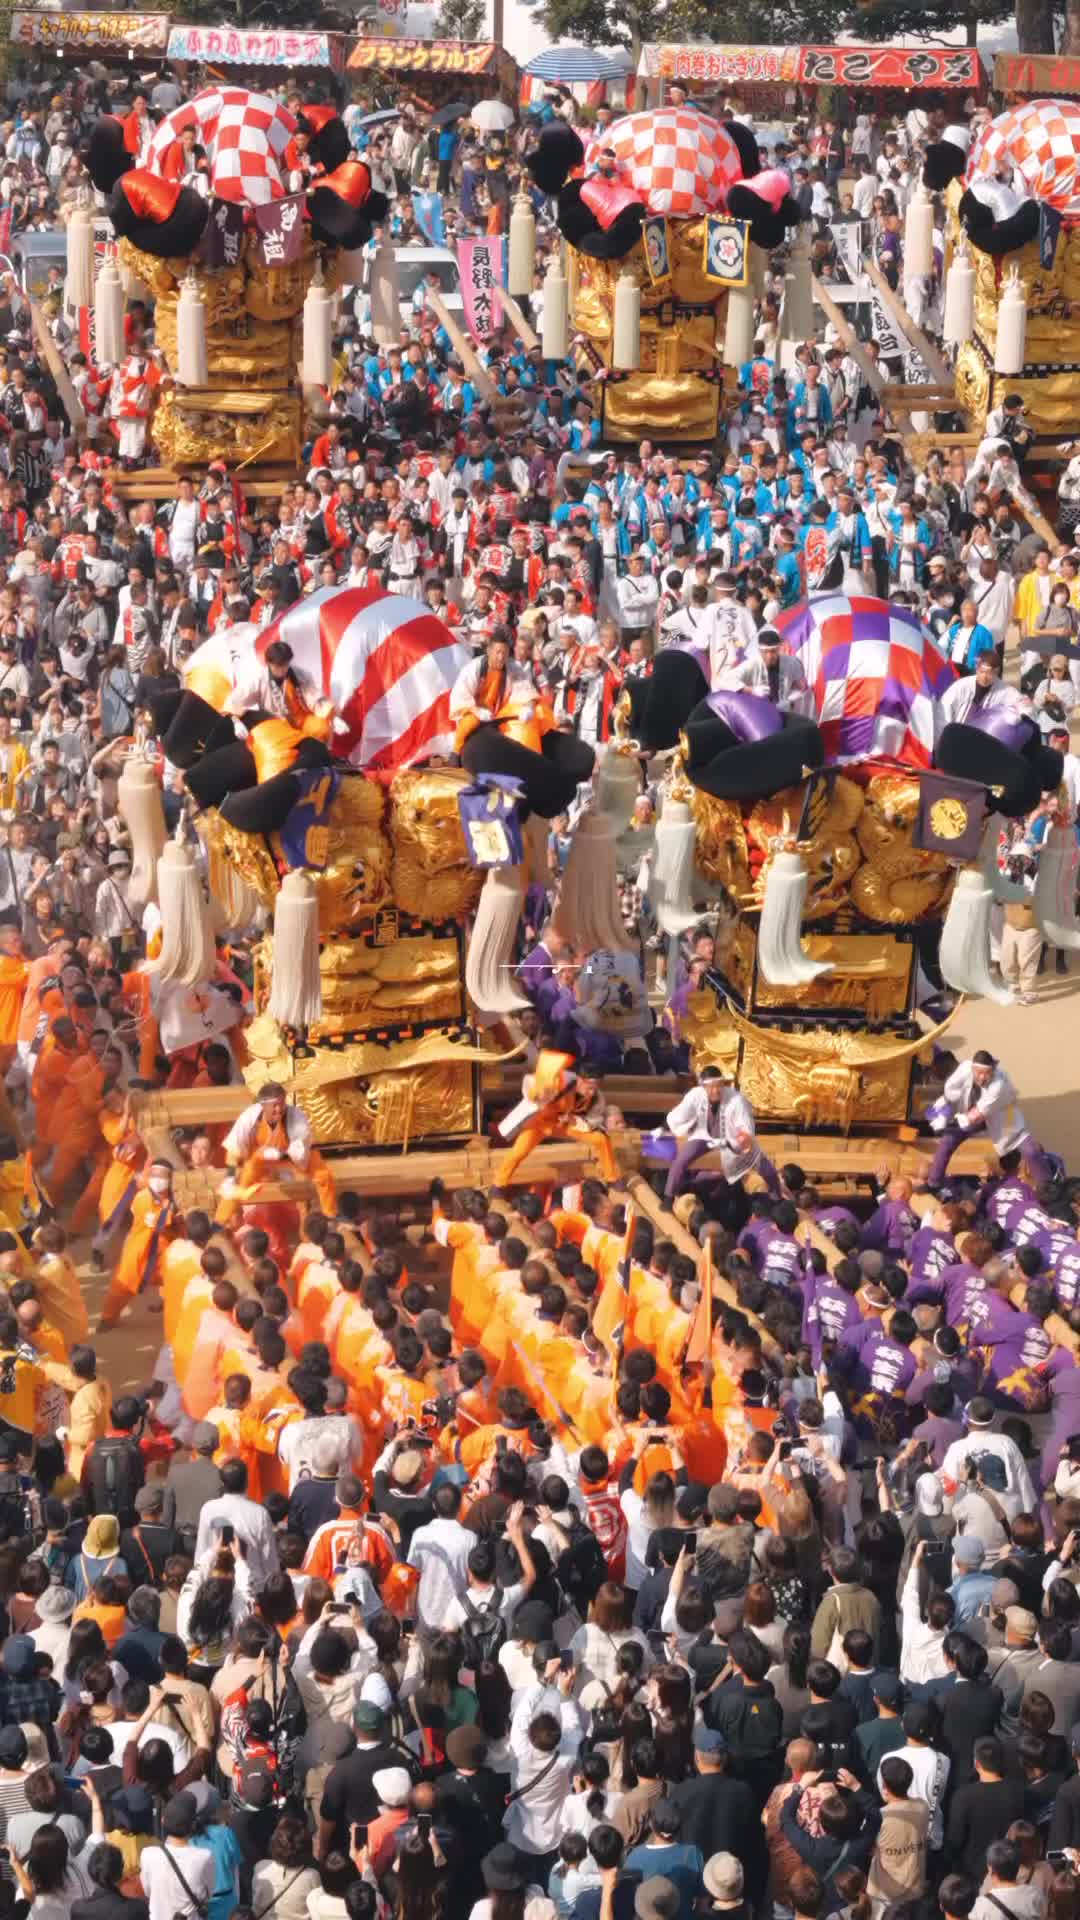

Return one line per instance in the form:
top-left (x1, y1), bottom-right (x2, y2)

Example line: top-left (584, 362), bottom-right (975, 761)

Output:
top-left (456, 237), bottom-right (504, 341)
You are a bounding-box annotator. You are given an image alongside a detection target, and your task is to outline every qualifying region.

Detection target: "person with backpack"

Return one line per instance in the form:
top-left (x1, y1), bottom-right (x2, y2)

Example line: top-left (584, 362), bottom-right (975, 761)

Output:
top-left (532, 1478), bottom-right (607, 1625)
top-left (443, 1509), bottom-right (537, 1673)
top-left (83, 1397), bottom-right (146, 1531)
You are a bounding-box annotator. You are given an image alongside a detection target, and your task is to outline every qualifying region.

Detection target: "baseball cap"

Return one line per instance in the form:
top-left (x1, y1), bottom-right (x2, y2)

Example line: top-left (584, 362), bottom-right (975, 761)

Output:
top-left (1005, 1606), bottom-right (1038, 1639)
top-left (372, 1767), bottom-right (412, 1807)
top-left (703, 1856), bottom-right (744, 1904)
top-left (693, 1726), bottom-right (728, 1755)
top-left (354, 1702), bottom-right (386, 1734)
top-left (0, 1726), bottom-right (26, 1767)
top-left (953, 1535), bottom-right (986, 1567)
top-left (635, 1881), bottom-right (680, 1920)
top-left (873, 1672), bottom-right (903, 1707)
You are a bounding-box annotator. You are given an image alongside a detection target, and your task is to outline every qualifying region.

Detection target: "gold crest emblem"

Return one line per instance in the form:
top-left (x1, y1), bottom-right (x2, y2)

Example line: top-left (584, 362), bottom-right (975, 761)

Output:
top-left (929, 797), bottom-right (969, 840)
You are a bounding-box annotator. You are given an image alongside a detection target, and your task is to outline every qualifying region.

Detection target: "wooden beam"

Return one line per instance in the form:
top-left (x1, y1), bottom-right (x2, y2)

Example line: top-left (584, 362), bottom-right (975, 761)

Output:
top-left (426, 290), bottom-right (499, 406)
top-left (497, 286), bottom-right (540, 354)
top-left (863, 260), bottom-right (953, 385)
top-left (811, 276), bottom-right (884, 394)
top-left (1013, 491), bottom-right (1064, 556)
top-left (626, 1173), bottom-right (774, 1352)
top-left (30, 295), bottom-right (85, 433)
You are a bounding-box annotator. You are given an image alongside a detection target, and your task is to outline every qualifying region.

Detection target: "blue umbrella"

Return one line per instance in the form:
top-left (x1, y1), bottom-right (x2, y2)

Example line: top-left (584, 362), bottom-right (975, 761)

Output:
top-left (525, 46), bottom-right (628, 83)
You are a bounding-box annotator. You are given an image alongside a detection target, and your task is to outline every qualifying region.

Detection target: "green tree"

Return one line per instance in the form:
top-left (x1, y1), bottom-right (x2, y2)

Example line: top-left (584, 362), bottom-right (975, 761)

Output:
top-left (433, 0), bottom-right (487, 32)
top-left (849, 0), bottom-right (1012, 46)
top-left (526, 0), bottom-right (848, 59)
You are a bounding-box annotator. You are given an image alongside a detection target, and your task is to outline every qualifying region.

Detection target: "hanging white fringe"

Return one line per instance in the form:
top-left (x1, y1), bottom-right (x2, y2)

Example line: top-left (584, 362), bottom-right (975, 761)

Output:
top-left (594, 746), bottom-right (639, 838)
top-left (757, 850), bottom-right (834, 986)
top-left (942, 237), bottom-right (975, 347)
top-left (994, 263), bottom-right (1027, 376)
top-left (939, 867), bottom-right (1012, 1002)
top-left (65, 197), bottom-right (94, 314)
top-left (118, 759), bottom-right (166, 911)
top-left (177, 269), bottom-right (208, 387)
top-left (94, 252), bottom-right (125, 369)
top-left (1034, 821), bottom-right (1080, 950)
top-left (648, 794), bottom-right (704, 937)
top-left (217, 857), bottom-right (261, 932)
top-left (466, 863), bottom-right (530, 1015)
top-left (370, 233), bottom-right (401, 347)
top-left (155, 836), bottom-right (215, 987)
top-left (302, 261), bottom-right (334, 387)
top-left (553, 810), bottom-right (629, 951)
top-left (268, 870), bottom-right (323, 1028)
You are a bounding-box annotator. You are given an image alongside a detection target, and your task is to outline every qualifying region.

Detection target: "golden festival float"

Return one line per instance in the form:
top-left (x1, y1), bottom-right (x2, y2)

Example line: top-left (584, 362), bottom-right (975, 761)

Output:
top-left (80, 87), bottom-right (394, 476)
top-left (522, 107), bottom-right (801, 442)
top-left (618, 597), bottom-right (1080, 1140)
top-left (924, 99), bottom-right (1080, 439)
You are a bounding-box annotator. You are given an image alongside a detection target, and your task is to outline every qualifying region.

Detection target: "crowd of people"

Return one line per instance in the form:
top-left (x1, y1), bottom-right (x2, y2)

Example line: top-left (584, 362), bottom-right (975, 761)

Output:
top-left (0, 51), bottom-right (1069, 1920)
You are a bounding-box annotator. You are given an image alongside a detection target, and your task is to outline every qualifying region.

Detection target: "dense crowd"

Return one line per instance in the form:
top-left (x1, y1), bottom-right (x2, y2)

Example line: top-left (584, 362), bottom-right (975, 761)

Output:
top-left (0, 54), bottom-right (1069, 1920)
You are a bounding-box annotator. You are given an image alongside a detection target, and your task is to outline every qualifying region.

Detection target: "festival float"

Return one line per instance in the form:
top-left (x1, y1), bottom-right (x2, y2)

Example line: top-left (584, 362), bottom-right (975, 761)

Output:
top-left (927, 98), bottom-right (1080, 441)
top-left (81, 87), bottom-right (387, 478)
top-left (525, 106), bottom-right (801, 442)
top-left (621, 596), bottom-right (1078, 1136)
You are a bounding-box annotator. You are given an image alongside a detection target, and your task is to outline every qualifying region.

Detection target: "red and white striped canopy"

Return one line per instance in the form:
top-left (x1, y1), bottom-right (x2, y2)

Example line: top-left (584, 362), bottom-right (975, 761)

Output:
top-left (256, 585), bottom-right (471, 772)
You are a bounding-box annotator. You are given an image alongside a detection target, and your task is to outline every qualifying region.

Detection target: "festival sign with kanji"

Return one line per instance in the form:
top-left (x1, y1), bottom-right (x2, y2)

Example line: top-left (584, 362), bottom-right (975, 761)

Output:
top-left (798, 45), bottom-right (981, 88)
top-left (348, 36), bottom-right (503, 72)
top-left (11, 9), bottom-right (169, 48)
top-left (166, 24), bottom-right (340, 65)
top-left (639, 43), bottom-right (799, 82)
top-left (253, 195), bottom-right (305, 268)
top-left (457, 237), bottom-right (504, 341)
top-left (198, 197), bottom-right (245, 270)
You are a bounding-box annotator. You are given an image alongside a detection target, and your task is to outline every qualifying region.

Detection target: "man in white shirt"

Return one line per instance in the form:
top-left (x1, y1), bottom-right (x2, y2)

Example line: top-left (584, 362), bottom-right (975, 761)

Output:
top-left (140, 1791), bottom-right (215, 1920)
top-left (877, 1704), bottom-right (950, 1849)
top-left (940, 1398), bottom-right (1037, 1510)
top-left (1047, 724), bottom-right (1080, 818)
top-left (704, 575), bottom-right (757, 686)
top-left (443, 1510), bottom-right (535, 1637)
top-left (195, 1458), bottom-right (281, 1588)
top-left (407, 1483), bottom-right (474, 1632)
top-left (972, 555), bottom-right (1016, 654)
top-left (938, 655), bottom-right (1019, 731)
top-left (504, 1664), bottom-right (587, 1861)
top-left (615, 550), bottom-right (659, 639)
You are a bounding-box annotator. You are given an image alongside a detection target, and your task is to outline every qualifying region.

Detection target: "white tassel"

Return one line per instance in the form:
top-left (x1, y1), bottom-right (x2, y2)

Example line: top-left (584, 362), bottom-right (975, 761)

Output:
top-left (939, 867), bottom-right (1012, 1002)
top-left (94, 252), bottom-right (125, 369)
top-left (994, 264), bottom-right (1027, 376)
top-left (613, 270), bottom-right (641, 371)
top-left (594, 746), bottom-right (639, 838)
top-left (66, 197), bottom-right (94, 313)
top-left (724, 284), bottom-right (755, 369)
top-left (1034, 821), bottom-right (1080, 951)
top-left (466, 864), bottom-right (530, 1015)
top-left (542, 256), bottom-right (569, 361)
top-left (903, 187), bottom-right (934, 280)
top-left (269, 870), bottom-right (323, 1028)
top-left (117, 759), bottom-right (166, 912)
top-left (302, 261), bottom-right (334, 387)
top-left (553, 811), bottom-right (629, 951)
top-left (758, 849), bottom-right (834, 986)
top-left (647, 795), bottom-right (702, 938)
top-left (370, 233), bottom-right (401, 348)
top-left (943, 237), bottom-right (975, 347)
top-left (508, 192), bottom-right (536, 299)
top-left (177, 269), bottom-right (208, 387)
top-left (781, 225), bottom-right (814, 342)
top-left (215, 856), bottom-right (261, 933)
top-left (155, 838), bottom-right (215, 987)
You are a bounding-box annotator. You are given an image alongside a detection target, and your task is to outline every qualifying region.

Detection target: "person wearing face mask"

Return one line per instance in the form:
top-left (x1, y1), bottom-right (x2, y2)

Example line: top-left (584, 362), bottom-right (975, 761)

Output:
top-left (98, 1158), bottom-right (179, 1331)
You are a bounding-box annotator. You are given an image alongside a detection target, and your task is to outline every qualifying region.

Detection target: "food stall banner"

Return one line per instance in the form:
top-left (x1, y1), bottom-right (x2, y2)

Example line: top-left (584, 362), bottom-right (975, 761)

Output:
top-left (348, 36), bottom-right (507, 73)
top-left (12, 10), bottom-right (169, 49)
top-left (798, 44), bottom-right (981, 87)
top-left (995, 51), bottom-right (1080, 94)
top-left (638, 43), bottom-right (799, 82)
top-left (166, 24), bottom-right (341, 65)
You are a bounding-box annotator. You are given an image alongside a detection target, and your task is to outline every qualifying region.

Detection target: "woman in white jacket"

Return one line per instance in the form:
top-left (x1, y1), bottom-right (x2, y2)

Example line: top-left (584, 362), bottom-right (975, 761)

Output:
top-left (176, 1548), bottom-right (254, 1682)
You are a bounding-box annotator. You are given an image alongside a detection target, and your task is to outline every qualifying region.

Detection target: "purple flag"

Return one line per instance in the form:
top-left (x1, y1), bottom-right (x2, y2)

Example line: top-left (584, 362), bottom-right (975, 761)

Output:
top-left (253, 194), bottom-right (306, 268)
top-left (198, 196), bottom-right (245, 270)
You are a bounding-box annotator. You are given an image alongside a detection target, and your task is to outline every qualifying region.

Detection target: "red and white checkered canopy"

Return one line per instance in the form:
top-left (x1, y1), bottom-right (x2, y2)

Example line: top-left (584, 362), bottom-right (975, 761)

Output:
top-left (147, 87), bottom-right (297, 206)
top-left (583, 107), bottom-right (743, 218)
top-left (969, 98), bottom-right (1080, 220)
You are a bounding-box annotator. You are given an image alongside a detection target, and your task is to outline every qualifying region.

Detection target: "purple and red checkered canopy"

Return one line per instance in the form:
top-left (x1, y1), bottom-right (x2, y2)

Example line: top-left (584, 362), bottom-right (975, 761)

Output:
top-left (773, 594), bottom-right (955, 769)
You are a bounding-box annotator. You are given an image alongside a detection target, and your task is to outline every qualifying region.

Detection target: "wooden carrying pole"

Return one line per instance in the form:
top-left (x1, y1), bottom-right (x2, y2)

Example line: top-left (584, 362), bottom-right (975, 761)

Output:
top-left (30, 295), bottom-right (85, 433)
top-left (812, 276), bottom-right (884, 393)
top-left (863, 260), bottom-right (952, 385)
top-left (498, 286), bottom-right (540, 353)
top-left (426, 289), bottom-right (499, 405)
